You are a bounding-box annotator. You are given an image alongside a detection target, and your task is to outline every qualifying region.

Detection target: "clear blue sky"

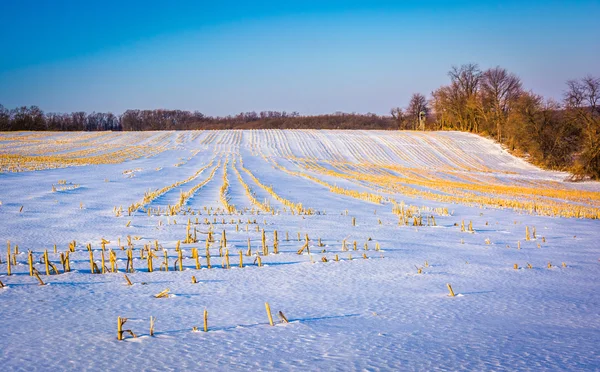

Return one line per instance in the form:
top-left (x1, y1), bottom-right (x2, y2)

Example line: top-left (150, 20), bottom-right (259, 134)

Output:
top-left (0, 0), bottom-right (598, 116)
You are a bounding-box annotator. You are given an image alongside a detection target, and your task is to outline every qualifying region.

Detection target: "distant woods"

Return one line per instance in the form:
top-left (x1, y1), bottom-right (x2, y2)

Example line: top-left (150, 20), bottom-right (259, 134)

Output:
top-left (0, 65), bottom-right (598, 179)
top-left (0, 107), bottom-right (395, 132)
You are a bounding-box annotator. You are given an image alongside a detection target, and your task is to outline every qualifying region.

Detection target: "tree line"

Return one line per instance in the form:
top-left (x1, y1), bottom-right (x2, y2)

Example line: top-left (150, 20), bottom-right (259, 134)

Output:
top-left (0, 65), bottom-right (598, 179)
top-left (0, 106), bottom-right (395, 132)
top-left (0, 107), bottom-right (122, 132)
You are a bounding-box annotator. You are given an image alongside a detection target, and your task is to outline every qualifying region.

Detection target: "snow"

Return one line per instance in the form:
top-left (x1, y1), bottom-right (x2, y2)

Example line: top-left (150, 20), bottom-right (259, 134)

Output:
top-left (1, 130), bottom-right (599, 370)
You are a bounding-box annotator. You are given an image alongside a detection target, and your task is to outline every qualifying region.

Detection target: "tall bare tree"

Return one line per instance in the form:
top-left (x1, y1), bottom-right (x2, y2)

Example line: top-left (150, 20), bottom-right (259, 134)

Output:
top-left (480, 66), bottom-right (522, 140)
top-left (431, 64), bottom-right (482, 132)
top-left (565, 75), bottom-right (600, 179)
top-left (449, 63), bottom-right (482, 99)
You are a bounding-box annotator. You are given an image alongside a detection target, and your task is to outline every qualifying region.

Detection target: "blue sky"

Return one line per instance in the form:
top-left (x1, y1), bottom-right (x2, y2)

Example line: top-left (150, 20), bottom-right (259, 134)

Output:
top-left (0, 0), bottom-right (598, 115)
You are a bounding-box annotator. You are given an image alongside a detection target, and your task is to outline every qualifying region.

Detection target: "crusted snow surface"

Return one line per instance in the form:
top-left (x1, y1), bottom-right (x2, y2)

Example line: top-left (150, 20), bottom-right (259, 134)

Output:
top-left (0, 130), bottom-right (599, 371)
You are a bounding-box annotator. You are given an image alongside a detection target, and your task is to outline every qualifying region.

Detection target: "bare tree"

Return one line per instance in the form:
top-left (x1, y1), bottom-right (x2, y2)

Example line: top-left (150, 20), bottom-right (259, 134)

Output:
top-left (480, 66), bottom-right (523, 140)
top-left (449, 63), bottom-right (482, 99)
top-left (430, 64), bottom-right (482, 132)
top-left (407, 93), bottom-right (429, 130)
top-left (565, 75), bottom-right (600, 179)
top-left (390, 107), bottom-right (406, 129)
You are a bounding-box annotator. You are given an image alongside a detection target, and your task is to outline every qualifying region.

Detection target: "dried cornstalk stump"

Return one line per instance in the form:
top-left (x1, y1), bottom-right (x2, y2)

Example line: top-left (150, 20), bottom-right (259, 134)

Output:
top-left (154, 289), bottom-right (170, 298)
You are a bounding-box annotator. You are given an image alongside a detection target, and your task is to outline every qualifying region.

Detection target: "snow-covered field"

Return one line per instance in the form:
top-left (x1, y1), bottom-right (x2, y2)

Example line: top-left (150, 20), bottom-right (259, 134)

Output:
top-left (1, 130), bottom-right (599, 371)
